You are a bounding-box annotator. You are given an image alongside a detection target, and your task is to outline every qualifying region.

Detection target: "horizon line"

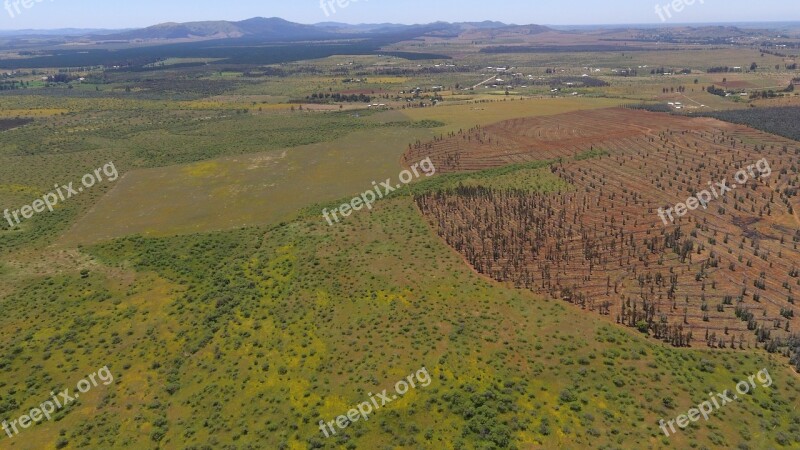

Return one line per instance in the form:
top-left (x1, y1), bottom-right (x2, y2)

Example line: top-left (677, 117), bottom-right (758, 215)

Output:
top-left (0, 18), bottom-right (798, 33)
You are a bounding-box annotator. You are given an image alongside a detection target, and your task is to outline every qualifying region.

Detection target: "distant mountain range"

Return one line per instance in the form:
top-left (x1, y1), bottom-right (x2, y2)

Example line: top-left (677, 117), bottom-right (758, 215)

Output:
top-left (0, 17), bottom-right (788, 44)
top-left (0, 17), bottom-right (549, 42)
top-left (98, 17), bottom-right (331, 41)
top-left (1, 17), bottom-right (796, 41)
top-left (96, 18), bottom-right (549, 42)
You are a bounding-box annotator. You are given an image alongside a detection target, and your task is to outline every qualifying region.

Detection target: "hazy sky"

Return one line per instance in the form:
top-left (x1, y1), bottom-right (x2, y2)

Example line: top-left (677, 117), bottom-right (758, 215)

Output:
top-left (0, 0), bottom-right (796, 30)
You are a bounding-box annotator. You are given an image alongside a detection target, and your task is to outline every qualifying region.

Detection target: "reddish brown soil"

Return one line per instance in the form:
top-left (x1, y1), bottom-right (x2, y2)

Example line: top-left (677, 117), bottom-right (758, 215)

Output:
top-left (408, 108), bottom-right (800, 349)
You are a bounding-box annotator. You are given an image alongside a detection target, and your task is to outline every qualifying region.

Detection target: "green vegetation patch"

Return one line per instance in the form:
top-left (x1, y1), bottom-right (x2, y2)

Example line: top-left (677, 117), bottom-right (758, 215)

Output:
top-left (75, 196), bottom-right (800, 449)
top-left (696, 106), bottom-right (800, 142)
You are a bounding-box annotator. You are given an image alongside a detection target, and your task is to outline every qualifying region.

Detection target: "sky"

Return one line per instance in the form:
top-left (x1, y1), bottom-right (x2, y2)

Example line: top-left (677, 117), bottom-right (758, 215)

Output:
top-left (0, 0), bottom-right (796, 30)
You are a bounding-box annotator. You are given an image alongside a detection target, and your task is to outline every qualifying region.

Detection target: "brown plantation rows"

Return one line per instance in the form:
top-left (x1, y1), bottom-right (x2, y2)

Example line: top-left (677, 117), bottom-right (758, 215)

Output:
top-left (403, 109), bottom-right (724, 173)
top-left (409, 108), bottom-right (800, 351)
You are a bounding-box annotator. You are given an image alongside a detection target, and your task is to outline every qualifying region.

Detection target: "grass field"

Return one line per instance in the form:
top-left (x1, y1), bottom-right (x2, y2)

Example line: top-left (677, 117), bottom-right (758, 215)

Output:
top-left (54, 97), bottom-right (623, 245)
top-left (56, 124), bottom-right (434, 244)
top-left (401, 97), bottom-right (623, 132)
top-left (2, 187), bottom-right (799, 449)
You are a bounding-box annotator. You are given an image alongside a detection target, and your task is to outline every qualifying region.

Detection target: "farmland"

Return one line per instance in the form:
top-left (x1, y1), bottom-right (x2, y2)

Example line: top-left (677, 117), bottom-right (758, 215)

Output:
top-left (408, 108), bottom-right (800, 352)
top-left (0, 15), bottom-right (799, 450)
top-left (697, 106), bottom-right (800, 142)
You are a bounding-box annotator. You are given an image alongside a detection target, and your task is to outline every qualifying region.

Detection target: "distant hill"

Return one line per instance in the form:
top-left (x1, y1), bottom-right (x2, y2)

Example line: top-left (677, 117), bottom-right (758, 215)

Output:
top-left (456, 21), bottom-right (512, 30)
top-left (99, 17), bottom-right (334, 41)
top-left (0, 18), bottom-right (555, 44)
top-left (91, 18), bottom-right (545, 43)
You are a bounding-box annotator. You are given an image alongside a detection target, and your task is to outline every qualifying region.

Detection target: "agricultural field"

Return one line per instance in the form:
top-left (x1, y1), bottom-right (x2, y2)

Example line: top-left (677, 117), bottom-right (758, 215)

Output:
top-left (0, 12), bottom-right (799, 450)
top-left (408, 108), bottom-right (800, 351)
top-left (697, 106), bottom-right (800, 142)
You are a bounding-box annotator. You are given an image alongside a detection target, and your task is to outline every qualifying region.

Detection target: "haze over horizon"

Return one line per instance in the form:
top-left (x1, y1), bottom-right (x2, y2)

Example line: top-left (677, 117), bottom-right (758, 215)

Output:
top-left (0, 0), bottom-right (796, 31)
